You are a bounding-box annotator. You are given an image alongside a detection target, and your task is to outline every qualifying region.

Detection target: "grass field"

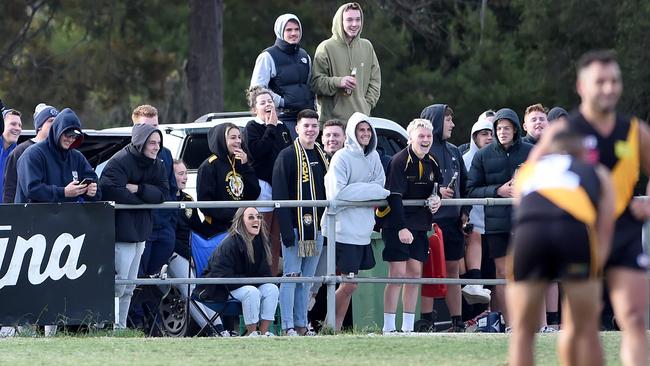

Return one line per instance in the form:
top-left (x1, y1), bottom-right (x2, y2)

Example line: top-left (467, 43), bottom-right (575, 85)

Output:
top-left (0, 331), bottom-right (633, 365)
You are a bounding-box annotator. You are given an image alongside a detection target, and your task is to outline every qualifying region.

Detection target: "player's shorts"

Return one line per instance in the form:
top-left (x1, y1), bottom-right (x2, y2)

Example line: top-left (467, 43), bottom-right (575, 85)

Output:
top-left (436, 218), bottom-right (465, 261)
top-left (485, 233), bottom-right (510, 259)
top-left (382, 229), bottom-right (429, 263)
top-left (336, 242), bottom-right (376, 274)
top-left (606, 214), bottom-right (649, 271)
top-left (510, 218), bottom-right (595, 282)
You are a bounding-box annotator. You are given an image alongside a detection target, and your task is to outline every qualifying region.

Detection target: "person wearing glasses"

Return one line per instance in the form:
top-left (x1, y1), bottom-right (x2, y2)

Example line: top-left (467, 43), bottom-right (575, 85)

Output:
top-left (197, 207), bottom-right (279, 337)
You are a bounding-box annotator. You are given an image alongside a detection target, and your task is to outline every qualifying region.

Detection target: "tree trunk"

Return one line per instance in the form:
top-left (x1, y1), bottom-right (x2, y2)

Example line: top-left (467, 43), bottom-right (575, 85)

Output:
top-left (187, 0), bottom-right (223, 120)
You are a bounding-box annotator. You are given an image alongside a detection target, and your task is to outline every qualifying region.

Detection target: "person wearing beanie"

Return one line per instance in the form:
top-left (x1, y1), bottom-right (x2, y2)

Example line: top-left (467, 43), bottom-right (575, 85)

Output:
top-left (466, 108), bottom-right (533, 327)
top-left (99, 123), bottom-right (169, 330)
top-left (250, 13), bottom-right (315, 138)
top-left (15, 107), bottom-right (99, 203)
top-left (547, 106), bottom-right (569, 124)
top-left (3, 103), bottom-right (58, 203)
top-left (0, 108), bottom-right (22, 200)
top-left (311, 2), bottom-right (381, 123)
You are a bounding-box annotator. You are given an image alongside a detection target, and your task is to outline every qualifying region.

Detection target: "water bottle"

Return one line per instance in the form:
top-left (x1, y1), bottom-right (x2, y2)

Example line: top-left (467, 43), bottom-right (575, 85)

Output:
top-left (448, 171), bottom-right (458, 191)
top-left (344, 67), bottom-right (357, 96)
top-left (427, 182), bottom-right (441, 213)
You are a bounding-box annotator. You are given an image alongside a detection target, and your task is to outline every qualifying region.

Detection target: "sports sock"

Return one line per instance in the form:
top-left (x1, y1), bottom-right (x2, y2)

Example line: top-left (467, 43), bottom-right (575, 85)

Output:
top-left (420, 311), bottom-right (435, 323)
top-left (402, 312), bottom-right (415, 332)
top-left (382, 313), bottom-right (396, 332)
top-left (546, 312), bottom-right (560, 325)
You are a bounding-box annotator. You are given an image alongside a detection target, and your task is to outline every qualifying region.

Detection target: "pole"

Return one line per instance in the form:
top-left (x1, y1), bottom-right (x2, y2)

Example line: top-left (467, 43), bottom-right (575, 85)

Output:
top-left (325, 203), bottom-right (338, 331)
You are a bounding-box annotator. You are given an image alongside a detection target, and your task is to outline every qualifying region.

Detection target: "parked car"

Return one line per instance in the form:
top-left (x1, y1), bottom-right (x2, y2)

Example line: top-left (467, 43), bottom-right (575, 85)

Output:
top-left (101, 112), bottom-right (408, 336)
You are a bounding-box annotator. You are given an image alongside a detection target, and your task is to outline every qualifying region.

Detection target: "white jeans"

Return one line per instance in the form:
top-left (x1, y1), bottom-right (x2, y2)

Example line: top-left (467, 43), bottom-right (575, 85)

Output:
top-left (114, 241), bottom-right (145, 329)
top-left (230, 284), bottom-right (279, 325)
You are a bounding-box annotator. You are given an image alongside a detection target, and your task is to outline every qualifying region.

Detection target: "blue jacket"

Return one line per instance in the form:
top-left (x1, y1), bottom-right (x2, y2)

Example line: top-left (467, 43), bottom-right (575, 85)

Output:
top-left (15, 108), bottom-right (100, 203)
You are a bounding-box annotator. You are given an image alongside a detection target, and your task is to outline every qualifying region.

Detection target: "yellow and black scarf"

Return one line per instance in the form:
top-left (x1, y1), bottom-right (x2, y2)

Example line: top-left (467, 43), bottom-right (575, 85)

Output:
top-left (293, 139), bottom-right (329, 257)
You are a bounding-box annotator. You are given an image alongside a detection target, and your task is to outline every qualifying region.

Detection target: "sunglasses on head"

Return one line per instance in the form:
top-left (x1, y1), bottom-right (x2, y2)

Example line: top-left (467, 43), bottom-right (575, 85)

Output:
top-left (63, 130), bottom-right (80, 139)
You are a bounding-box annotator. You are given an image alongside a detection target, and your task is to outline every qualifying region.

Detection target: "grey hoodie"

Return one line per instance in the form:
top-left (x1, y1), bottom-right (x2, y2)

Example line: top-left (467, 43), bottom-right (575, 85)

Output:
top-left (322, 112), bottom-right (389, 244)
top-left (462, 117), bottom-right (493, 234)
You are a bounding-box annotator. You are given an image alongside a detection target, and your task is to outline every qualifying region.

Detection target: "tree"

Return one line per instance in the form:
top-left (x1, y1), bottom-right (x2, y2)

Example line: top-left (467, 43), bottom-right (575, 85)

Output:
top-left (187, 0), bottom-right (223, 119)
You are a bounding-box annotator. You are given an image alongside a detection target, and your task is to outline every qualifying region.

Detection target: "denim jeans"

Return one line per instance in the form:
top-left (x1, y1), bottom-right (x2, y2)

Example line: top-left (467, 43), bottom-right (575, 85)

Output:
top-left (230, 284), bottom-right (279, 325)
top-left (280, 230), bottom-right (323, 329)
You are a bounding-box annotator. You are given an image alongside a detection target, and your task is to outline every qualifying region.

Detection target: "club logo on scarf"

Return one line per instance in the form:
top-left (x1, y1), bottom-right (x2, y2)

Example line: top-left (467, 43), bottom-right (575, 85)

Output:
top-left (302, 213), bottom-right (313, 226)
top-left (184, 208), bottom-right (193, 219)
top-left (225, 171), bottom-right (244, 199)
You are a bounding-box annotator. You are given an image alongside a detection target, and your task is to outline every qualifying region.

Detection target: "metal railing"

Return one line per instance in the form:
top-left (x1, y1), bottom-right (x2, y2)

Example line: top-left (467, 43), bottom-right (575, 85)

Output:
top-left (114, 197), bottom-right (650, 331)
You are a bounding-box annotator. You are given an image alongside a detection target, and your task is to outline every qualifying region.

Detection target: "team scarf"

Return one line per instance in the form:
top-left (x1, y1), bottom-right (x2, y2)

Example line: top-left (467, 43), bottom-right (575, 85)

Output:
top-left (293, 138), bottom-right (329, 257)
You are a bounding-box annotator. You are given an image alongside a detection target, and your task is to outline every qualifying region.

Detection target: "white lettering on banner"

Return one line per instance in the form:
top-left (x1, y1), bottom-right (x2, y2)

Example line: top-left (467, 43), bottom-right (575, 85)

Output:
top-left (0, 227), bottom-right (87, 290)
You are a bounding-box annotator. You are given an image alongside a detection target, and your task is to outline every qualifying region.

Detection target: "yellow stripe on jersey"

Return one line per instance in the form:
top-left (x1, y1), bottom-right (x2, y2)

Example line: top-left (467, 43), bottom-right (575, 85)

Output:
top-left (536, 187), bottom-right (597, 226)
top-left (611, 118), bottom-right (640, 218)
top-left (513, 161), bottom-right (535, 197)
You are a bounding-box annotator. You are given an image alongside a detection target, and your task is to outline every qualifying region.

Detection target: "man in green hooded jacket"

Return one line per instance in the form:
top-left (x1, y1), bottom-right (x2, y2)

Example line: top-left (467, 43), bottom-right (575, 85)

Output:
top-left (311, 2), bottom-right (381, 123)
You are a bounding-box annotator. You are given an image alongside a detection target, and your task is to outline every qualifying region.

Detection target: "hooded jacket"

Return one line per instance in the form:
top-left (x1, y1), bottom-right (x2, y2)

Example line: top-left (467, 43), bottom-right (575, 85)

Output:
top-left (466, 108), bottom-right (533, 234)
top-left (462, 117), bottom-right (493, 234)
top-left (420, 104), bottom-right (470, 222)
top-left (197, 124), bottom-right (261, 237)
top-left (311, 3), bottom-right (381, 122)
top-left (15, 108), bottom-right (100, 203)
top-left (99, 123), bottom-right (169, 242)
top-left (321, 112), bottom-right (389, 244)
top-left (250, 14), bottom-right (314, 117)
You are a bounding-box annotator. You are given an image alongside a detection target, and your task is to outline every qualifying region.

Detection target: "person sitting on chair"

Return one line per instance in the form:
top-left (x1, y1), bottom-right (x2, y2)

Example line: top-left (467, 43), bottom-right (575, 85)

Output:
top-left (199, 207), bottom-right (279, 337)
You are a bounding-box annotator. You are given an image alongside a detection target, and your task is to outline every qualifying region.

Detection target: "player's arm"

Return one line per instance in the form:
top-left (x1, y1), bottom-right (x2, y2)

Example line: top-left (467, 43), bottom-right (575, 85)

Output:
top-left (631, 121), bottom-right (650, 220)
top-left (595, 165), bottom-right (615, 268)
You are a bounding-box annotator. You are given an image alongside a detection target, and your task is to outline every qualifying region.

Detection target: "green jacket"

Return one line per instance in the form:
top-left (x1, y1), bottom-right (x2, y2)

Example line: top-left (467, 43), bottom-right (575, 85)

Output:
top-left (310, 3), bottom-right (381, 123)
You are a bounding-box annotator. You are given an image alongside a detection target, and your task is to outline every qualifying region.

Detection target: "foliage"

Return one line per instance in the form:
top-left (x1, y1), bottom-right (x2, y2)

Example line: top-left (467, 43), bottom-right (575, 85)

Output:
top-left (0, 0), bottom-right (649, 141)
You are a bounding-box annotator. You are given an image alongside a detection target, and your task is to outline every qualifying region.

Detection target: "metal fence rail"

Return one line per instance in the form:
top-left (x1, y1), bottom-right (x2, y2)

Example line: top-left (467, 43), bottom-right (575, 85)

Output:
top-left (113, 197), bottom-right (649, 331)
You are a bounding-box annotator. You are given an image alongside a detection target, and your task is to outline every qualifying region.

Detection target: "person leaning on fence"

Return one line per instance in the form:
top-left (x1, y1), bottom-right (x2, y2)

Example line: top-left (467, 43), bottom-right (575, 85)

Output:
top-left (15, 108), bottom-right (100, 204)
top-left (272, 109), bottom-right (328, 336)
top-left (197, 123), bottom-right (261, 238)
top-left (466, 108), bottom-right (533, 328)
top-left (99, 123), bottom-right (169, 330)
top-left (245, 86), bottom-right (293, 275)
top-left (322, 112), bottom-right (389, 331)
top-left (507, 125), bottom-right (615, 366)
top-left (309, 118), bottom-right (347, 310)
top-left (420, 104), bottom-right (475, 332)
top-left (3, 104), bottom-right (57, 203)
top-left (195, 207), bottom-right (279, 337)
top-left (250, 13), bottom-right (315, 138)
top-left (376, 118), bottom-right (442, 334)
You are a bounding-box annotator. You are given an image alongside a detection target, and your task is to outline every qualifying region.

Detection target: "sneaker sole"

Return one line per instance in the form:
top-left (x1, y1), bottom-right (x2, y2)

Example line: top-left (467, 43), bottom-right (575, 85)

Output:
top-left (462, 292), bottom-right (491, 305)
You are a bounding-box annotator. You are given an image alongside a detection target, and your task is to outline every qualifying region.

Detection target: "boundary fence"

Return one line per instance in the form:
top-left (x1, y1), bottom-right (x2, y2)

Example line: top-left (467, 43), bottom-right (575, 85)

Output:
top-left (114, 197), bottom-right (650, 331)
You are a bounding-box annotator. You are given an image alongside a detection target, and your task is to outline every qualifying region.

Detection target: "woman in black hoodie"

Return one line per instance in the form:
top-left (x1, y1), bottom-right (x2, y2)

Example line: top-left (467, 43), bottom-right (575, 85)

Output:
top-left (99, 123), bottom-right (169, 329)
top-left (197, 123), bottom-right (261, 237)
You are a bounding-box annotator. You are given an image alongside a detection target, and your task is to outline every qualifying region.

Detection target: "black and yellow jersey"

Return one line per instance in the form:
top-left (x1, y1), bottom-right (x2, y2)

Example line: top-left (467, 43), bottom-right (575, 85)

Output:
top-left (568, 112), bottom-right (639, 219)
top-left (514, 154), bottom-right (601, 226)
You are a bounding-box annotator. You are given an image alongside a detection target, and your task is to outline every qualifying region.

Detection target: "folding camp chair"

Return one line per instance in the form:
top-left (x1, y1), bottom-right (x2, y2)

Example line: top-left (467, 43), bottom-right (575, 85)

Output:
top-left (188, 231), bottom-right (243, 336)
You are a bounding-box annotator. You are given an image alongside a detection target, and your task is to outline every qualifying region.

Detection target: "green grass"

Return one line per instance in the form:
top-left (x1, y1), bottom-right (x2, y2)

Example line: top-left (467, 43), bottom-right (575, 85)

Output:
top-left (0, 332), bottom-right (628, 365)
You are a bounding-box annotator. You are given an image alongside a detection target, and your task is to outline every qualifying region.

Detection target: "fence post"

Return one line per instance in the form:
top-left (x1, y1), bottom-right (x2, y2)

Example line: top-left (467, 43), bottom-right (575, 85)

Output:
top-left (325, 202), bottom-right (337, 331)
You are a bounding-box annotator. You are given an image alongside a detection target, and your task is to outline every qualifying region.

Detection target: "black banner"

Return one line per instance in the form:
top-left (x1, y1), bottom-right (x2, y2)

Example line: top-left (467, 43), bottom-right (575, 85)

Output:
top-left (0, 202), bottom-right (114, 325)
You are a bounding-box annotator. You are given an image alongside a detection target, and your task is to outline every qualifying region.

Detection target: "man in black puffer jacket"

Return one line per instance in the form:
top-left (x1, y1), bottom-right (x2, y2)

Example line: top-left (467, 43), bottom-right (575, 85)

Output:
top-left (99, 123), bottom-right (169, 329)
top-left (466, 108), bottom-right (532, 326)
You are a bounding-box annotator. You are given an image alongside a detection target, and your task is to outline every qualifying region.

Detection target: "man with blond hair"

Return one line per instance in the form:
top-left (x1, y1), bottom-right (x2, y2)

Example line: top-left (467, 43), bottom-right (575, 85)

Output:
top-left (522, 103), bottom-right (549, 145)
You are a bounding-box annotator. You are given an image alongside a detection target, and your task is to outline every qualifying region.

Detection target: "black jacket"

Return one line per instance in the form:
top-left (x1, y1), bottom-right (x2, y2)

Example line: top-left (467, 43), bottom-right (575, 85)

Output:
top-left (197, 124), bottom-right (260, 237)
top-left (99, 124), bottom-right (169, 242)
top-left (3, 139), bottom-right (35, 203)
top-left (420, 104), bottom-right (471, 222)
top-left (467, 108), bottom-right (532, 234)
top-left (174, 190), bottom-right (206, 260)
top-left (245, 119), bottom-right (292, 184)
top-left (195, 233), bottom-right (272, 302)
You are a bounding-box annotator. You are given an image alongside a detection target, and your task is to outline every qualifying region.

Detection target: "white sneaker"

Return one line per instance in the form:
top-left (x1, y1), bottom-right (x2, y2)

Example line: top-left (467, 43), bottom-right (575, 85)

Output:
top-left (505, 326), bottom-right (512, 333)
top-left (247, 331), bottom-right (261, 337)
top-left (539, 326), bottom-right (558, 333)
top-left (264, 331), bottom-right (275, 337)
top-left (285, 328), bottom-right (299, 337)
top-left (219, 330), bottom-right (231, 337)
top-left (462, 285), bottom-right (491, 304)
top-left (303, 329), bottom-right (317, 336)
